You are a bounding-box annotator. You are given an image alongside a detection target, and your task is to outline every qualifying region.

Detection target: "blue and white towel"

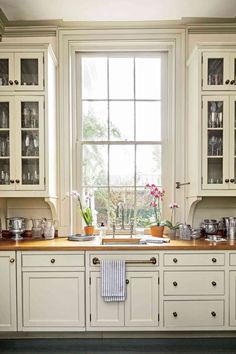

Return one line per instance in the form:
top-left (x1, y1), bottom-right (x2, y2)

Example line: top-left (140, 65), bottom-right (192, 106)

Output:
top-left (101, 259), bottom-right (126, 302)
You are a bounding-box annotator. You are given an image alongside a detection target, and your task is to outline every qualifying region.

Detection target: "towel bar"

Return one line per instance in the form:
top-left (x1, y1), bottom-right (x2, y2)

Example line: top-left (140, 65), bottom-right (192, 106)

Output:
top-left (92, 257), bottom-right (157, 265)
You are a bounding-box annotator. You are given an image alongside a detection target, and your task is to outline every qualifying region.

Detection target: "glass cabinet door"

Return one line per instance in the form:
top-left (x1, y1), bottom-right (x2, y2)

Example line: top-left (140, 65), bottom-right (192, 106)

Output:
top-left (202, 96), bottom-right (228, 189)
top-left (230, 97), bottom-right (236, 187)
top-left (202, 53), bottom-right (229, 91)
top-left (0, 99), bottom-right (14, 189)
top-left (0, 54), bottom-right (14, 91)
top-left (14, 53), bottom-right (44, 91)
top-left (16, 97), bottom-right (44, 190)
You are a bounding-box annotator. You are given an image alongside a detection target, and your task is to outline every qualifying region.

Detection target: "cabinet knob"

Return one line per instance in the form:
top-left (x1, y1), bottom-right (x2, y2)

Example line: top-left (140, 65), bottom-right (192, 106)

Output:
top-left (14, 80), bottom-right (19, 85)
top-left (211, 311), bottom-right (216, 317)
top-left (211, 281), bottom-right (217, 286)
top-left (15, 179), bottom-right (20, 184)
top-left (10, 179), bottom-right (14, 184)
top-left (230, 80), bottom-right (235, 85)
top-left (225, 79), bottom-right (230, 84)
top-left (173, 281), bottom-right (178, 287)
top-left (173, 312), bottom-right (178, 318)
top-left (10, 258), bottom-right (15, 263)
top-left (212, 258), bottom-right (217, 263)
top-left (225, 179), bottom-right (229, 183)
top-left (51, 258), bottom-right (55, 264)
top-left (9, 80), bottom-right (13, 85)
top-left (126, 279), bottom-right (129, 284)
top-left (230, 179), bottom-right (235, 183)
top-left (173, 258), bottom-right (178, 263)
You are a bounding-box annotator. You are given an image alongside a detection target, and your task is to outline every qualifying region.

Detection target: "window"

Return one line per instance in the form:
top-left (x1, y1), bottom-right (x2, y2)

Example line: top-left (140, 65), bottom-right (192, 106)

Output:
top-left (76, 53), bottom-right (167, 228)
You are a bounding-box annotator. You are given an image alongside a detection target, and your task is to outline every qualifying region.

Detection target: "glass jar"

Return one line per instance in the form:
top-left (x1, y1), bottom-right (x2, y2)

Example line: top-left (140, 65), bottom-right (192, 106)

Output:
top-left (43, 220), bottom-right (55, 240)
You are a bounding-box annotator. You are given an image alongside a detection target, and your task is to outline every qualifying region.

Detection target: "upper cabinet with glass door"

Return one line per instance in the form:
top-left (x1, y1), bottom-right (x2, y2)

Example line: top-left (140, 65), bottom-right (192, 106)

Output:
top-left (0, 52), bottom-right (44, 91)
top-left (202, 52), bottom-right (236, 91)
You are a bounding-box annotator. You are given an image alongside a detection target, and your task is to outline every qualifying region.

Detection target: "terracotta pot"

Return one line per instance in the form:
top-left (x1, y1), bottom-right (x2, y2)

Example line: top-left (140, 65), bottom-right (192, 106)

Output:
top-left (84, 225), bottom-right (95, 235)
top-left (150, 225), bottom-right (164, 237)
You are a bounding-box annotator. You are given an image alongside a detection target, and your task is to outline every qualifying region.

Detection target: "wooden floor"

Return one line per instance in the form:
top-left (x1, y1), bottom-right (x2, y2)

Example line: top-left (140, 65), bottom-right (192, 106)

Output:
top-left (0, 338), bottom-right (236, 353)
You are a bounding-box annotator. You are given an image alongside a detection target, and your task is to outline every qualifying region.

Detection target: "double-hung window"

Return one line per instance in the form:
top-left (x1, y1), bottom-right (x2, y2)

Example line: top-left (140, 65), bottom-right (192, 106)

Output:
top-left (76, 52), bottom-right (167, 228)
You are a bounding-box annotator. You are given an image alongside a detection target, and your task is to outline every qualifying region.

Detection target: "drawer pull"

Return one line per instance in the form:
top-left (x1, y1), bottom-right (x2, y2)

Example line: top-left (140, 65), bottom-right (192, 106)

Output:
top-left (211, 311), bottom-right (216, 317)
top-left (51, 258), bottom-right (56, 264)
top-left (126, 279), bottom-right (129, 285)
top-left (211, 281), bottom-right (217, 287)
top-left (173, 312), bottom-right (178, 318)
top-left (173, 281), bottom-right (178, 287)
top-left (173, 258), bottom-right (178, 263)
top-left (212, 258), bottom-right (217, 263)
top-left (10, 258), bottom-right (15, 263)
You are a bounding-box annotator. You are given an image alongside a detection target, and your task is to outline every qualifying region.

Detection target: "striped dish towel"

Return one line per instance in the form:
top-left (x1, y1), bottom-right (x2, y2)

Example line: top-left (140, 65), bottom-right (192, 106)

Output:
top-left (101, 259), bottom-right (126, 302)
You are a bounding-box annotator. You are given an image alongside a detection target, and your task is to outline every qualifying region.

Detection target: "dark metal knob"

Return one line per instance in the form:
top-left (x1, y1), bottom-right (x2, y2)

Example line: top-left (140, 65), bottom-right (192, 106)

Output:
top-left (10, 258), bottom-right (15, 263)
top-left (126, 279), bottom-right (129, 284)
top-left (15, 179), bottom-right (20, 183)
top-left (212, 281), bottom-right (217, 286)
top-left (51, 259), bottom-right (55, 264)
top-left (225, 179), bottom-right (229, 183)
top-left (173, 312), bottom-right (178, 317)
top-left (14, 80), bottom-right (19, 85)
top-left (10, 179), bottom-right (14, 184)
top-left (173, 281), bottom-right (178, 287)
top-left (225, 79), bottom-right (230, 84)
top-left (230, 179), bottom-right (235, 183)
top-left (173, 258), bottom-right (178, 263)
top-left (9, 80), bottom-right (13, 85)
top-left (212, 258), bottom-right (217, 263)
top-left (211, 311), bottom-right (216, 317)
top-left (230, 80), bottom-right (235, 85)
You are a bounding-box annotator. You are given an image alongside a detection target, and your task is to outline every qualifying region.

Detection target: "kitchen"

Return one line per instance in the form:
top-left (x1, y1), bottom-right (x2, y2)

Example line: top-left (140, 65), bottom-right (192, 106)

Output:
top-left (1, 0), bottom-right (236, 353)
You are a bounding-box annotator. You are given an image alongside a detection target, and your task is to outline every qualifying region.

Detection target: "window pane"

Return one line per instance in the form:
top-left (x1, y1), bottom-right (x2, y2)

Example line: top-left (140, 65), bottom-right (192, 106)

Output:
top-left (109, 58), bottom-right (134, 99)
top-left (109, 187), bottom-right (135, 227)
top-left (136, 188), bottom-right (155, 227)
top-left (136, 145), bottom-right (161, 186)
top-left (82, 145), bottom-right (108, 186)
top-left (135, 58), bottom-right (161, 99)
top-left (82, 58), bottom-right (107, 99)
top-left (110, 101), bottom-right (134, 141)
top-left (136, 102), bottom-right (161, 141)
top-left (82, 101), bottom-right (108, 141)
top-left (110, 145), bottom-right (134, 186)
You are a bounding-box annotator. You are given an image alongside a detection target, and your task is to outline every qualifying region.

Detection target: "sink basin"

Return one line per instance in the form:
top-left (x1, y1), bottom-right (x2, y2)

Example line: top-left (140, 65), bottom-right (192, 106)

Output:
top-left (102, 237), bottom-right (142, 246)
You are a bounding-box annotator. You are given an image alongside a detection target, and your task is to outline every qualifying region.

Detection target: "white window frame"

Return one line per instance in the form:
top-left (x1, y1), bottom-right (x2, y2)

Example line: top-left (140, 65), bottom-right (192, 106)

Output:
top-left (58, 29), bottom-right (186, 235)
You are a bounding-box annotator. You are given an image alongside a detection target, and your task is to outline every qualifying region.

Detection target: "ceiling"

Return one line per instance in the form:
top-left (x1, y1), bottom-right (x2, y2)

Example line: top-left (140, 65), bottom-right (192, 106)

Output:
top-left (0, 0), bottom-right (236, 23)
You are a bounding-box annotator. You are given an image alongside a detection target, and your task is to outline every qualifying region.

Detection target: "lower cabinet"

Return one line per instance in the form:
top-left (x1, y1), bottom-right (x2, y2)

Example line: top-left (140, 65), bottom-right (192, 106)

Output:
top-left (89, 270), bottom-right (159, 329)
top-left (21, 251), bottom-right (85, 331)
top-left (229, 271), bottom-right (236, 326)
top-left (0, 251), bottom-right (17, 331)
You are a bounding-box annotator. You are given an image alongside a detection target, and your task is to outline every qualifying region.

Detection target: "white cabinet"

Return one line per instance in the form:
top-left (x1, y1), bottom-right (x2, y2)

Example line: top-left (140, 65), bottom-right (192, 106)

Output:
top-left (87, 252), bottom-right (159, 330)
top-left (202, 52), bottom-right (236, 91)
top-left (0, 251), bottom-right (17, 331)
top-left (0, 52), bottom-right (44, 91)
top-left (0, 44), bottom-right (57, 198)
top-left (21, 251), bottom-right (85, 331)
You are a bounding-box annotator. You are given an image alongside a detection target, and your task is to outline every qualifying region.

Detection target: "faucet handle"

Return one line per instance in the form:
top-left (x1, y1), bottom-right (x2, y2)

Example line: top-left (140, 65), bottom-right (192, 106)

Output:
top-left (112, 220), bottom-right (116, 239)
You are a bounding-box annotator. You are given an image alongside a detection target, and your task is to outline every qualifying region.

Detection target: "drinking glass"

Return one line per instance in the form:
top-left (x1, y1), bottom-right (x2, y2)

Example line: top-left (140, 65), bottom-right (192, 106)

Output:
top-left (43, 220), bottom-right (55, 239)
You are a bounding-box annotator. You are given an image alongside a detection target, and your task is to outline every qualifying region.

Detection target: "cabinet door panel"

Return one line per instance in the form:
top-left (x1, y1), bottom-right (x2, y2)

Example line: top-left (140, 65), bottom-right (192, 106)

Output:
top-left (230, 96), bottom-right (236, 186)
top-left (0, 251), bottom-right (17, 331)
top-left (125, 271), bottom-right (159, 327)
top-left (0, 53), bottom-right (14, 91)
top-left (23, 272), bottom-right (84, 328)
top-left (202, 53), bottom-right (229, 91)
top-left (14, 53), bottom-right (44, 91)
top-left (230, 271), bottom-right (236, 326)
top-left (90, 272), bottom-right (124, 327)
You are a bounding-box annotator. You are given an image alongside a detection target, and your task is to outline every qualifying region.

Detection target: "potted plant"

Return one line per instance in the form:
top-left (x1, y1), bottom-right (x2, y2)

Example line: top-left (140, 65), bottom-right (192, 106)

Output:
top-left (71, 190), bottom-right (94, 235)
top-left (164, 202), bottom-right (180, 239)
top-left (145, 183), bottom-right (165, 237)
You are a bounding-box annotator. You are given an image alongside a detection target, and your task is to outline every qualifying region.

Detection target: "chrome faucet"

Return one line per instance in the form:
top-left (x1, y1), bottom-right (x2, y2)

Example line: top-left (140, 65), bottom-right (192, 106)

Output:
top-left (112, 220), bottom-right (116, 239)
top-left (130, 220), bottom-right (134, 238)
top-left (116, 201), bottom-right (125, 230)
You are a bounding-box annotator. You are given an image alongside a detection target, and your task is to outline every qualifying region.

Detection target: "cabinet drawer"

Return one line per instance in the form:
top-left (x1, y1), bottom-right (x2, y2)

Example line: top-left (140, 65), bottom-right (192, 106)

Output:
top-left (164, 300), bottom-right (224, 328)
top-left (164, 271), bottom-right (224, 295)
top-left (164, 253), bottom-right (225, 266)
top-left (22, 253), bottom-right (84, 267)
top-left (229, 254), bottom-right (236, 265)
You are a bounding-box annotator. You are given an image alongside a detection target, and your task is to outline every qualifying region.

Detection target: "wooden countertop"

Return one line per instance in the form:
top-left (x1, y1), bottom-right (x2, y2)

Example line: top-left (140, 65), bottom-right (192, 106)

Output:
top-left (1, 236), bottom-right (236, 251)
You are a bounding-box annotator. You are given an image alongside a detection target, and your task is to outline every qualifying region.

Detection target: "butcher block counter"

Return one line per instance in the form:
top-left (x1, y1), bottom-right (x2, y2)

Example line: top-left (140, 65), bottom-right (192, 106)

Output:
top-left (0, 235), bottom-right (236, 250)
